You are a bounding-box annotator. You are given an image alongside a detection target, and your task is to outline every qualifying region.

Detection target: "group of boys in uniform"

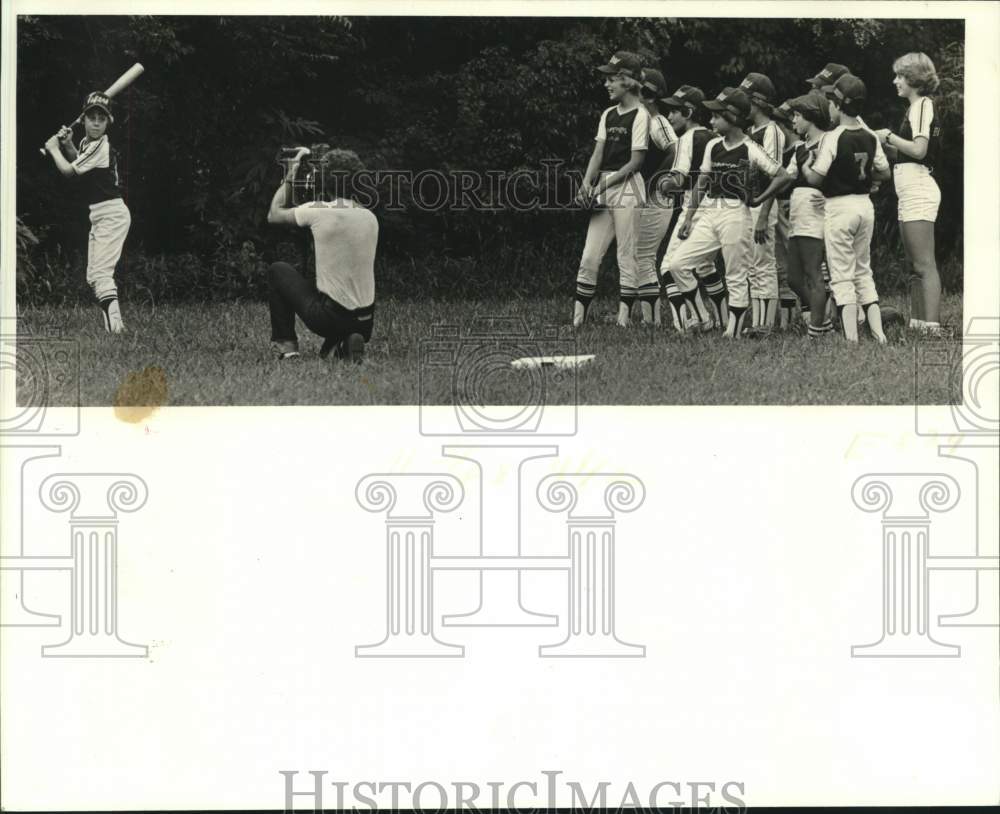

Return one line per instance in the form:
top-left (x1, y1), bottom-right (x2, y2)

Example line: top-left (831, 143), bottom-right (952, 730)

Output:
top-left (573, 52), bottom-right (909, 343)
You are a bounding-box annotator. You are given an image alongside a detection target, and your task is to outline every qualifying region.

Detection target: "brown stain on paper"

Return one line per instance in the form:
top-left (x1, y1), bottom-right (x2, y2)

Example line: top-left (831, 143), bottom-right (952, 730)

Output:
top-left (114, 365), bottom-right (168, 423)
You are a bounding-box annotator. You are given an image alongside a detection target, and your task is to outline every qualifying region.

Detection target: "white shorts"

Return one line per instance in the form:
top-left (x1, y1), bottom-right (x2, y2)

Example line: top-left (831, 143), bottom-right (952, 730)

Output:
top-left (894, 163), bottom-right (940, 223)
top-left (789, 187), bottom-right (826, 239)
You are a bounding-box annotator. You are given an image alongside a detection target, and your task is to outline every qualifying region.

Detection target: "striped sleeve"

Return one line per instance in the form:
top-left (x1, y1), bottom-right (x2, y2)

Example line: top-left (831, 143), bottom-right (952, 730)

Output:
top-left (872, 135), bottom-right (890, 173)
top-left (630, 106), bottom-right (650, 151)
top-left (649, 114), bottom-right (677, 150)
top-left (811, 129), bottom-right (838, 176)
top-left (672, 129), bottom-right (693, 176)
top-left (909, 97), bottom-right (934, 140)
top-left (747, 140), bottom-right (780, 177)
top-left (762, 122), bottom-right (784, 163)
top-left (71, 135), bottom-right (108, 175)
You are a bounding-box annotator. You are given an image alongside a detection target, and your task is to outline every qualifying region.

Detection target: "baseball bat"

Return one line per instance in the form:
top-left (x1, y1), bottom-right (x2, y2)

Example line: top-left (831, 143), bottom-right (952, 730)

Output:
top-left (39, 63), bottom-right (144, 156)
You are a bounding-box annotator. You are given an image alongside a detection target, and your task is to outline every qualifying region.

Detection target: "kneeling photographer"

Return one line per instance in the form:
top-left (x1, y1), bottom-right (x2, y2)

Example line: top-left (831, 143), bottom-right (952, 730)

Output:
top-left (266, 145), bottom-right (377, 362)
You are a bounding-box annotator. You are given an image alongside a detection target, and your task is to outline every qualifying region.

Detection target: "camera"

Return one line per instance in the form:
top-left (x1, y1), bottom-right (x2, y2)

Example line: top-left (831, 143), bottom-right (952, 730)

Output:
top-left (914, 316), bottom-right (998, 437)
top-left (0, 320), bottom-right (80, 436)
top-left (418, 316), bottom-right (578, 436)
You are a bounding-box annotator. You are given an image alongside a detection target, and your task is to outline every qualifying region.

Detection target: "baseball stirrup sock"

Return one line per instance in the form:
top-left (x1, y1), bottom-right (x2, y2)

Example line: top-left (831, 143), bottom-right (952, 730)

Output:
top-left (574, 279), bottom-right (596, 313)
top-left (697, 270), bottom-right (727, 325)
top-left (99, 296), bottom-right (121, 331)
top-left (663, 278), bottom-right (688, 332)
top-left (807, 319), bottom-right (834, 338)
top-left (725, 305), bottom-right (749, 339)
top-left (639, 293), bottom-right (659, 324)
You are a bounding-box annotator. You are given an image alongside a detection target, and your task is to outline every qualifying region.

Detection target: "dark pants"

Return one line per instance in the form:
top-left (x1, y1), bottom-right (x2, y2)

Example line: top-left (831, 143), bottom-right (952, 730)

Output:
top-left (268, 262), bottom-right (374, 346)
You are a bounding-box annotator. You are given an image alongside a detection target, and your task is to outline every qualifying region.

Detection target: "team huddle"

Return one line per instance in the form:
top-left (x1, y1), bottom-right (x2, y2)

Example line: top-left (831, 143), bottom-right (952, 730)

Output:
top-left (572, 52), bottom-right (945, 342)
top-left (42, 50), bottom-right (944, 361)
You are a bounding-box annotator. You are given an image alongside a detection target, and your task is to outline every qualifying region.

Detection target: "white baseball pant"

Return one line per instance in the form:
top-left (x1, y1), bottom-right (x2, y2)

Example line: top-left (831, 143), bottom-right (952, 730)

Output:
top-left (665, 197), bottom-right (752, 309)
top-left (86, 198), bottom-right (131, 301)
top-left (823, 194), bottom-right (879, 307)
top-left (634, 190), bottom-right (675, 301)
top-left (747, 202), bottom-right (778, 300)
top-left (575, 174), bottom-right (644, 305)
top-left (660, 191), bottom-right (714, 293)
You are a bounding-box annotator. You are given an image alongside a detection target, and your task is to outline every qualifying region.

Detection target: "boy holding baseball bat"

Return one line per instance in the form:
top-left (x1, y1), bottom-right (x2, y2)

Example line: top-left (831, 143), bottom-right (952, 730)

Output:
top-left (44, 91), bottom-right (130, 334)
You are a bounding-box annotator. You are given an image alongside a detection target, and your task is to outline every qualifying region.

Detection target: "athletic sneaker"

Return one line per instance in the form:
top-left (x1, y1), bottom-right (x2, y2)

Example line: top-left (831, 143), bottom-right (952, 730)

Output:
top-left (272, 340), bottom-right (300, 360)
top-left (333, 333), bottom-right (365, 364)
top-left (101, 300), bottom-right (126, 334)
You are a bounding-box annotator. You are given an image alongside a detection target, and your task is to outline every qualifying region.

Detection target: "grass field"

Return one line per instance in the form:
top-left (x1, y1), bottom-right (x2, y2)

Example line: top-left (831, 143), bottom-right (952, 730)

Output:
top-left (14, 293), bottom-right (963, 407)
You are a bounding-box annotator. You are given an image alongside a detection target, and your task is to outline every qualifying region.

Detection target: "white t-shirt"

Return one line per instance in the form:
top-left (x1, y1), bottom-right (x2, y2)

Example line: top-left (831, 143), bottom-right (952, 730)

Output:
top-left (294, 201), bottom-right (378, 310)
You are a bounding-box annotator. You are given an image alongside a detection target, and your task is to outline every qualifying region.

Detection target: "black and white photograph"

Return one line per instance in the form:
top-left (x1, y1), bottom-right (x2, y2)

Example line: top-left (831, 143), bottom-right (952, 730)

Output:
top-left (13, 11), bottom-right (966, 406)
top-left (2, 3), bottom-right (998, 813)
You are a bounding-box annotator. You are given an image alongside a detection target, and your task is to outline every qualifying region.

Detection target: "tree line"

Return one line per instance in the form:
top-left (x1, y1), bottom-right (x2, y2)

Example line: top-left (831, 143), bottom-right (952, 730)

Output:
top-left (15, 16), bottom-right (964, 303)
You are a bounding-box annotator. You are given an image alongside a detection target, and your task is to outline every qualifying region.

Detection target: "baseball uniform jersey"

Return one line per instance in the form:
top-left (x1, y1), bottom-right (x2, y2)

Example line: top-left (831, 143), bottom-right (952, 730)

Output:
top-left (73, 134), bottom-right (130, 302)
top-left (811, 125), bottom-right (889, 306)
top-left (72, 135), bottom-right (123, 205)
top-left (597, 105), bottom-right (650, 172)
top-left (666, 135), bottom-right (781, 310)
top-left (746, 120), bottom-right (785, 305)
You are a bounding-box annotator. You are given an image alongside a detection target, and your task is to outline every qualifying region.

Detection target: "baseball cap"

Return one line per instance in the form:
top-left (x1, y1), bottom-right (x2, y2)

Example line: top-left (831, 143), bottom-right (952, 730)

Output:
top-left (771, 100), bottom-right (794, 126)
top-left (807, 63), bottom-right (850, 89)
top-left (640, 68), bottom-right (669, 99)
top-left (739, 73), bottom-right (777, 109)
top-left (596, 51), bottom-right (643, 79)
top-left (825, 74), bottom-right (867, 108)
top-left (81, 91), bottom-right (113, 122)
top-left (660, 84), bottom-right (706, 110)
top-left (789, 91), bottom-right (832, 128)
top-left (703, 87), bottom-right (752, 124)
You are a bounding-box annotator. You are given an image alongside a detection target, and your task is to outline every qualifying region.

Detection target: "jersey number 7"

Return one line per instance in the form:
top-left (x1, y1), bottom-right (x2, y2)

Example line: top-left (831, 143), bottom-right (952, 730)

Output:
top-left (853, 152), bottom-right (870, 181)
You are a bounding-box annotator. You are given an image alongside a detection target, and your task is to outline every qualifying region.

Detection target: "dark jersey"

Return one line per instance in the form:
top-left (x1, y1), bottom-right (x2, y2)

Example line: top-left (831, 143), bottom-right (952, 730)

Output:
top-left (597, 105), bottom-right (649, 173)
top-left (787, 140), bottom-right (822, 193)
top-left (896, 97), bottom-right (939, 170)
top-left (700, 136), bottom-right (781, 205)
top-left (664, 126), bottom-right (716, 196)
top-left (71, 135), bottom-right (123, 205)
top-left (812, 125), bottom-right (889, 198)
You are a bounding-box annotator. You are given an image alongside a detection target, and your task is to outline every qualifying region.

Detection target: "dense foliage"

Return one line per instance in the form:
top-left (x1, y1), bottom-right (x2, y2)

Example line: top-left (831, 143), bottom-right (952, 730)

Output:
top-left (16, 16), bottom-right (964, 304)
